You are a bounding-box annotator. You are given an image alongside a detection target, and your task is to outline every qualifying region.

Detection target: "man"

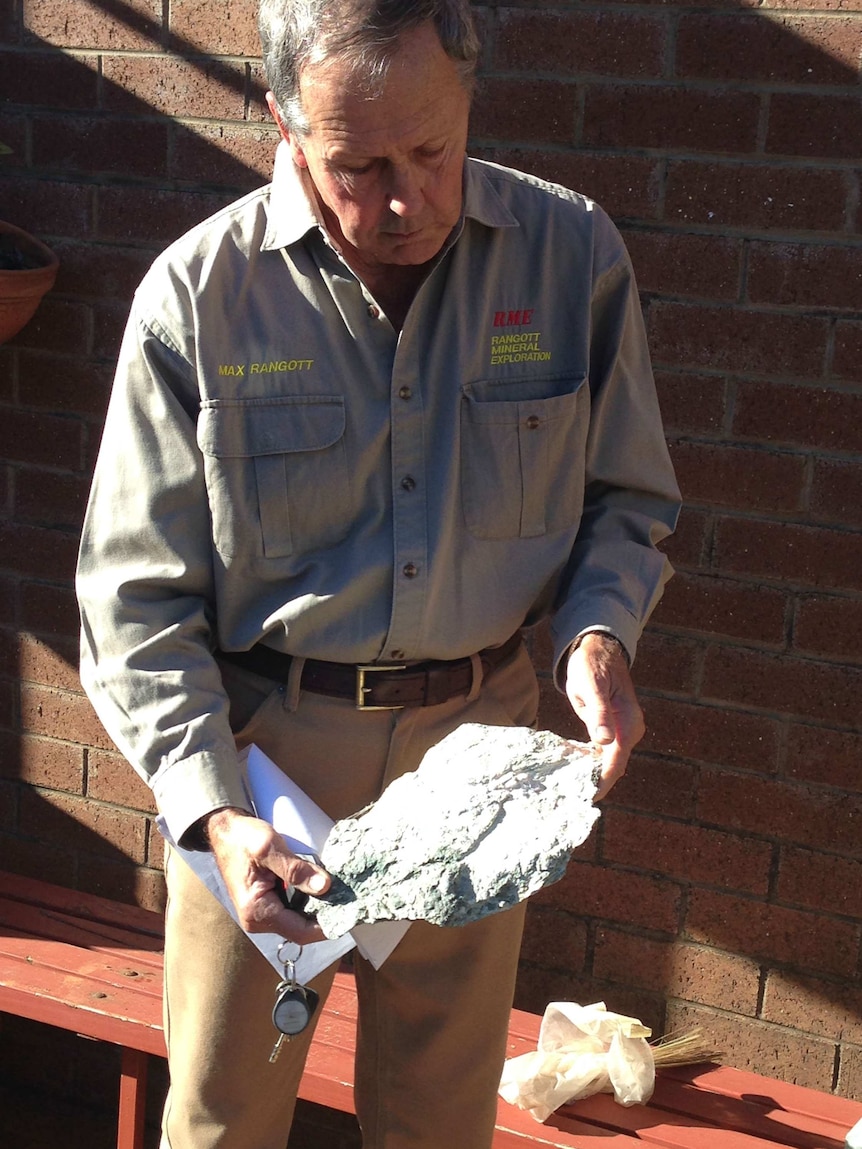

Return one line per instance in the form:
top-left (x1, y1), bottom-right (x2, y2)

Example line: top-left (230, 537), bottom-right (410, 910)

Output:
top-left (77, 1), bottom-right (680, 1146)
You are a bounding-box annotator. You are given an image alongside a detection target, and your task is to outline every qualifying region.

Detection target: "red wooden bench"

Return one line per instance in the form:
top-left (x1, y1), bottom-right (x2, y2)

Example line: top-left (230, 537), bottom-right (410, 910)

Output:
top-left (2, 869), bottom-right (861, 1149)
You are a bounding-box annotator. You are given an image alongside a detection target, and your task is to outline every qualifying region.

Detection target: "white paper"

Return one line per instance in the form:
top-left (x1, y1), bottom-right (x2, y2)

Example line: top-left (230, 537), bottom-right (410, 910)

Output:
top-left (159, 744), bottom-right (410, 984)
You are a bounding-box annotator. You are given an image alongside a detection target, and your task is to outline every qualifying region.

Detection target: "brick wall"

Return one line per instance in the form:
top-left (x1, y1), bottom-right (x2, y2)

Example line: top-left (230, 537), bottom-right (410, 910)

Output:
top-left (1, 0), bottom-right (860, 1128)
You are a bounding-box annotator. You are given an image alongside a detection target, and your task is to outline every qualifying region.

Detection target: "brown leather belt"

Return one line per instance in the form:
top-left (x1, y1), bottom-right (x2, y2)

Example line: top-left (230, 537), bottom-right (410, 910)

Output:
top-left (217, 632), bottom-right (522, 711)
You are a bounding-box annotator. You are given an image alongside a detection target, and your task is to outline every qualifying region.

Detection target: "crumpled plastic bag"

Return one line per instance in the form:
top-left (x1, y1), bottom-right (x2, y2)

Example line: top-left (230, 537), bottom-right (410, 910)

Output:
top-left (499, 1000), bottom-right (656, 1121)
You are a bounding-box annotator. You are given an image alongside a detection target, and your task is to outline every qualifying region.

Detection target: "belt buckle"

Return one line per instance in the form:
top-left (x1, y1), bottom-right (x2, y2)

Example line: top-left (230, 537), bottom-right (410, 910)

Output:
top-left (355, 664), bottom-right (408, 711)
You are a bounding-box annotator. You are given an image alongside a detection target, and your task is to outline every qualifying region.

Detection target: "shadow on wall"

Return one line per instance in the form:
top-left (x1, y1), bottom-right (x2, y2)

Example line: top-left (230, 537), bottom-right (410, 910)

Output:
top-left (0, 0), bottom-right (860, 1095)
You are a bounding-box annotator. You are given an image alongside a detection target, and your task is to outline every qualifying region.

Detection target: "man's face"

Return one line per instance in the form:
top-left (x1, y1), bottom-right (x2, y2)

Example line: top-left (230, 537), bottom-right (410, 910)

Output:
top-left (274, 22), bottom-right (471, 273)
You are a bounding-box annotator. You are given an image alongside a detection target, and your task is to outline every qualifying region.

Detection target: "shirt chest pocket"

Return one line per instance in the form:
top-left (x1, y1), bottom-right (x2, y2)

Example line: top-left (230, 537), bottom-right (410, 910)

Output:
top-left (460, 379), bottom-right (589, 540)
top-left (197, 397), bottom-right (350, 559)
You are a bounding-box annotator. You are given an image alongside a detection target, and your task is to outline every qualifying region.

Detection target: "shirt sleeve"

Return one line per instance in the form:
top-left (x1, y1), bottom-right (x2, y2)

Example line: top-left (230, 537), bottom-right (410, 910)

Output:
top-left (550, 207), bottom-right (681, 683)
top-left (76, 301), bottom-right (252, 847)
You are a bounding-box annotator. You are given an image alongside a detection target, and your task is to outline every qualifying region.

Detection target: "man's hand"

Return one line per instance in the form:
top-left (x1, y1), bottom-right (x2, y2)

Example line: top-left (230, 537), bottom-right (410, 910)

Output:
top-left (565, 632), bottom-right (645, 800)
top-left (203, 807), bottom-right (332, 944)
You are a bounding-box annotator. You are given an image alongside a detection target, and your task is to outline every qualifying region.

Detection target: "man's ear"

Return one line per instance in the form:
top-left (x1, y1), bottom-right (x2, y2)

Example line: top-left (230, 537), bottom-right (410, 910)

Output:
top-left (265, 90), bottom-right (309, 169)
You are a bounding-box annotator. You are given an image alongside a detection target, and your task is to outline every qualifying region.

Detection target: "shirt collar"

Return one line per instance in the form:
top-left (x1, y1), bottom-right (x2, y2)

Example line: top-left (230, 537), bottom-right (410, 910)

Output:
top-left (261, 141), bottom-right (321, 252)
top-left (261, 144), bottom-right (520, 254)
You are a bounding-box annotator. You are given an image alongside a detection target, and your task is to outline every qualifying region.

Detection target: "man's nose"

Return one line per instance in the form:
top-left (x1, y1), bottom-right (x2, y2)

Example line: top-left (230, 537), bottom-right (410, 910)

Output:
top-left (388, 163), bottom-right (424, 218)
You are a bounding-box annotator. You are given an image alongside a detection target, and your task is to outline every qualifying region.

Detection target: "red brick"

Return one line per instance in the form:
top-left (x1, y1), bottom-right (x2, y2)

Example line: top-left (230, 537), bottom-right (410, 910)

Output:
top-left (16, 352), bottom-right (113, 418)
top-left (685, 887), bottom-right (859, 977)
top-left (50, 242), bottom-right (152, 305)
top-left (18, 633), bottom-right (80, 692)
top-left (656, 572), bottom-right (788, 645)
top-left (0, 779), bottom-right (16, 831)
top-left (595, 928), bottom-right (761, 1012)
top-left (0, 678), bottom-right (15, 727)
top-left (0, 114), bottom-right (27, 160)
top-left (583, 86), bottom-right (759, 153)
top-left (0, 577), bottom-right (16, 628)
top-left (715, 518), bottom-right (862, 593)
top-left (642, 696), bottom-right (781, 774)
top-left (147, 821), bottom-right (165, 870)
top-left (767, 93), bottom-right (862, 161)
top-left (764, 970), bottom-right (862, 1045)
top-left (4, 734), bottom-right (85, 793)
top-left (20, 684), bottom-right (114, 750)
top-left (246, 62), bottom-right (270, 124)
top-left (171, 123), bottom-right (278, 190)
top-left (632, 631), bottom-right (700, 694)
top-left (834, 322), bottom-right (862, 383)
top-left (86, 748), bottom-right (156, 813)
top-left (97, 185), bottom-right (230, 245)
top-left (676, 13), bottom-right (861, 85)
top-left (654, 373), bottom-right (727, 436)
top-left (32, 115), bottom-right (169, 181)
top-left (495, 9), bottom-right (666, 79)
top-left (475, 147), bottom-right (661, 222)
top-left (696, 768), bottom-right (862, 857)
top-left (622, 230), bottom-right (741, 301)
top-left (91, 299), bottom-right (131, 362)
top-left (669, 441), bottom-right (806, 513)
top-left (18, 786), bottom-right (147, 862)
top-left (14, 468), bottom-right (90, 531)
top-left (10, 295), bottom-right (93, 356)
top-left (603, 751), bottom-right (698, 821)
top-left (76, 854), bottom-right (166, 912)
top-left (102, 55), bottom-right (247, 120)
top-left (838, 1044), bottom-right (862, 1101)
top-left (748, 242), bottom-right (862, 311)
top-left (20, 581), bottom-right (79, 639)
top-left (0, 409), bottom-right (82, 470)
top-left (785, 724), bottom-right (862, 793)
top-left (811, 459), bottom-right (862, 529)
top-left (648, 303), bottom-right (829, 378)
top-left (170, 0), bottom-right (261, 56)
top-left (0, 830), bottom-right (76, 887)
top-left (706, 645), bottom-right (862, 728)
top-left (471, 77), bottom-right (576, 145)
top-left (0, 522), bottom-right (79, 582)
top-left (534, 858), bottom-right (682, 935)
top-left (777, 846), bottom-right (862, 919)
top-left (0, 48), bottom-right (99, 110)
top-left (0, 5), bottom-right (20, 42)
top-left (514, 965), bottom-right (665, 1037)
top-left (794, 592), bottom-right (862, 662)
top-left (22, 0), bottom-right (163, 51)
top-left (602, 808), bottom-right (772, 895)
top-left (665, 161), bottom-right (849, 234)
top-left (733, 382), bottom-right (862, 453)
top-left (0, 177), bottom-right (94, 242)
top-left (658, 505), bottom-right (709, 569)
top-left (536, 677), bottom-right (585, 742)
top-left (664, 1003), bottom-right (838, 1093)
top-left (520, 904), bottom-right (588, 972)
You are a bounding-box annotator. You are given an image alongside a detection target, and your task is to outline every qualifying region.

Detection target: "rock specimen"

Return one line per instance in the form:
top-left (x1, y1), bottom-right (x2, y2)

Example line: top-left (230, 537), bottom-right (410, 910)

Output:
top-left (309, 723), bottom-right (602, 938)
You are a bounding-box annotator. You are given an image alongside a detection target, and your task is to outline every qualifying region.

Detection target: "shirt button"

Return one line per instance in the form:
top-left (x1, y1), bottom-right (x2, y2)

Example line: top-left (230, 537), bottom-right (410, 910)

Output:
top-left (367, 303), bottom-right (380, 319)
top-left (400, 475), bottom-right (416, 491)
top-left (398, 386), bottom-right (412, 400)
top-left (402, 563), bottom-right (418, 578)
top-left (526, 414), bottom-right (540, 430)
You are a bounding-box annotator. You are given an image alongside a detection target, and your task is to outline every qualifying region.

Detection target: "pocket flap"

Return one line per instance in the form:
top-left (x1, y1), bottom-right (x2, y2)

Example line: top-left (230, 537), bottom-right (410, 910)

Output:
top-left (198, 397), bottom-right (346, 458)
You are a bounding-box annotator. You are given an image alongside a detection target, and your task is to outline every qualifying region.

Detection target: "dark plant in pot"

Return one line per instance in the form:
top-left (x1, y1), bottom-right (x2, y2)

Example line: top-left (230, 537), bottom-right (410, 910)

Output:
top-left (0, 142), bottom-right (60, 343)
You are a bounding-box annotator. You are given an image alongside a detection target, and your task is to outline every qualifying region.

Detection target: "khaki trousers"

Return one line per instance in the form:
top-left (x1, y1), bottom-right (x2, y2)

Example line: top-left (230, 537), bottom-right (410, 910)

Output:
top-left (160, 643), bottom-right (539, 1149)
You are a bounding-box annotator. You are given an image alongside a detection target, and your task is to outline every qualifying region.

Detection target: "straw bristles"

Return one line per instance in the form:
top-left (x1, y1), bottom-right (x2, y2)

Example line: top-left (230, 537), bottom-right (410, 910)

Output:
top-left (650, 1027), bottom-right (723, 1067)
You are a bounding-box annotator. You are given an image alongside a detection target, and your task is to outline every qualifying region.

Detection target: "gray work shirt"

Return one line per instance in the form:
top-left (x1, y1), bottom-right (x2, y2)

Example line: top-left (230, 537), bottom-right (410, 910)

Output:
top-left (77, 145), bottom-right (680, 845)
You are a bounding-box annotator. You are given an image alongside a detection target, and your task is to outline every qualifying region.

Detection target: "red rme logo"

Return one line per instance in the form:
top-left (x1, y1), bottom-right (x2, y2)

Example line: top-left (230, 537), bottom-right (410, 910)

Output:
top-left (493, 309), bottom-right (535, 327)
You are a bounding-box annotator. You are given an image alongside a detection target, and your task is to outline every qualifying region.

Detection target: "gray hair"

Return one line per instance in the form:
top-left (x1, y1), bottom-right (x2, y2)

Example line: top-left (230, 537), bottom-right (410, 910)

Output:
top-left (259, 0), bottom-right (479, 135)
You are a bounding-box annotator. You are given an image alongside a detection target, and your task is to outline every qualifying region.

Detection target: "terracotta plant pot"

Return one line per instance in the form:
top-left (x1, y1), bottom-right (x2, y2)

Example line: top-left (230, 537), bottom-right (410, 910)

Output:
top-left (0, 220), bottom-right (60, 344)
